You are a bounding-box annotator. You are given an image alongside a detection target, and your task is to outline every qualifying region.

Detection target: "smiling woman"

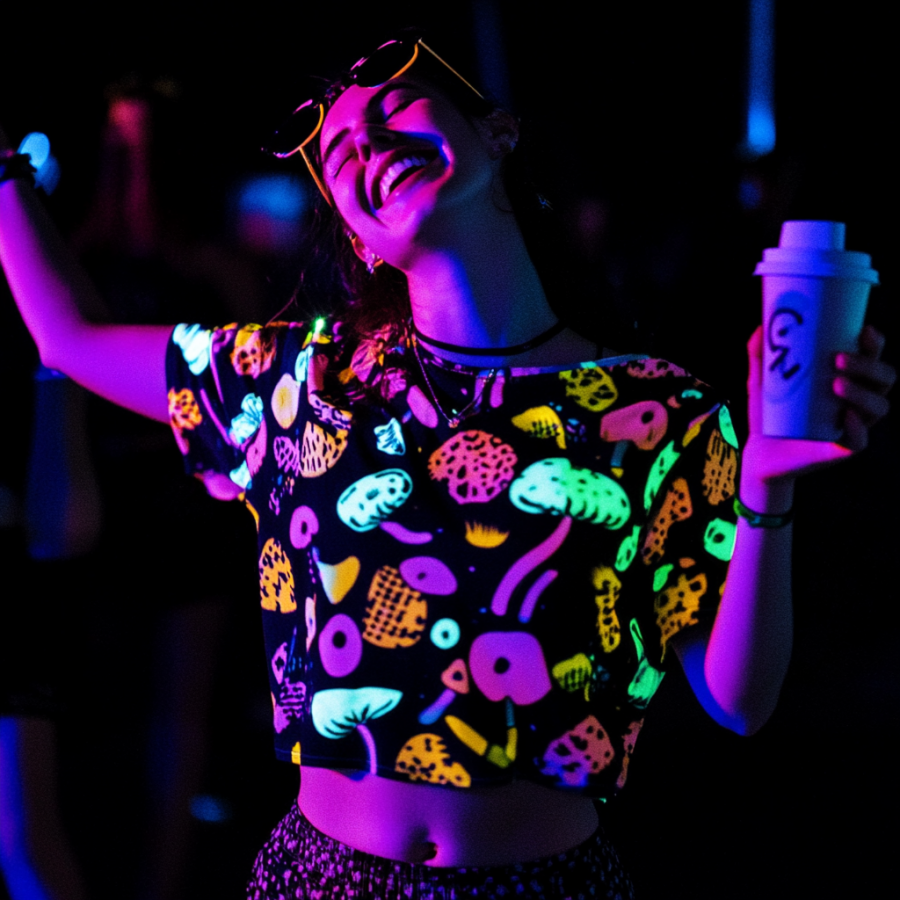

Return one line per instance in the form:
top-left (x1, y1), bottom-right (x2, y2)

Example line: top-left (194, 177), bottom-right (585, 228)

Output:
top-left (0, 27), bottom-right (894, 900)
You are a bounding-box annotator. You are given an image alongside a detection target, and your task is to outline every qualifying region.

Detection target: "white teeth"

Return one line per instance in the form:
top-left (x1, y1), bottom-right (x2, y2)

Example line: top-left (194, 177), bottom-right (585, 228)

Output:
top-left (379, 156), bottom-right (428, 204)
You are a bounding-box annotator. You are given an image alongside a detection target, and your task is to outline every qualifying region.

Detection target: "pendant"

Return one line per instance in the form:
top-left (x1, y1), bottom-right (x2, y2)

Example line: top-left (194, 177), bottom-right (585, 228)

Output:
top-left (448, 417), bottom-right (460, 428)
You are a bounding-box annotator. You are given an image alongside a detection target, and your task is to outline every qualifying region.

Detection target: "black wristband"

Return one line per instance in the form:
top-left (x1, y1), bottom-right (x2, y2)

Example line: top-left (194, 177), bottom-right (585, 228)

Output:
top-left (733, 496), bottom-right (794, 528)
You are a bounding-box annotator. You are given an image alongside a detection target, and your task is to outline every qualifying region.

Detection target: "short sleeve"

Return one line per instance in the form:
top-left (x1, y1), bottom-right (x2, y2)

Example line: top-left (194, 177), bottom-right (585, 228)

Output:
top-left (634, 398), bottom-right (740, 666)
top-left (165, 321), bottom-right (286, 501)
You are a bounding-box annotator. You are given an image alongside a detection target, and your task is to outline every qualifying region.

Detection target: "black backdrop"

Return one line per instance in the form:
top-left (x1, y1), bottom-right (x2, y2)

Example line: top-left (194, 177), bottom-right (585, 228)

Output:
top-left (2, 2), bottom-right (896, 897)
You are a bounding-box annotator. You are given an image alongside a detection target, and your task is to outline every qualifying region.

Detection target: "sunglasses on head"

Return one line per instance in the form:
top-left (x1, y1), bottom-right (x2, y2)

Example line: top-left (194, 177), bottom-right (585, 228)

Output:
top-left (263, 37), bottom-right (484, 205)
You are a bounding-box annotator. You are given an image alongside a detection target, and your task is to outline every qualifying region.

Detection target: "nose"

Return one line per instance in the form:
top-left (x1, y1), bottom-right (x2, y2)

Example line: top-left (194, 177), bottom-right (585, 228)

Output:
top-left (353, 124), bottom-right (398, 163)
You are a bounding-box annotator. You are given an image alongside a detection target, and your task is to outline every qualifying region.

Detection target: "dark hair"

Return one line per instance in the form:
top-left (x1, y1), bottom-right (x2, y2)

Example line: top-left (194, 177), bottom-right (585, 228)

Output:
top-left (291, 49), bottom-right (591, 347)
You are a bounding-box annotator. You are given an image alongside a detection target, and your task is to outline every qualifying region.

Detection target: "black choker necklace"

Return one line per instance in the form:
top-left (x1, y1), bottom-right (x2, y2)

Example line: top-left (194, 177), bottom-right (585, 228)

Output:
top-left (413, 320), bottom-right (566, 357)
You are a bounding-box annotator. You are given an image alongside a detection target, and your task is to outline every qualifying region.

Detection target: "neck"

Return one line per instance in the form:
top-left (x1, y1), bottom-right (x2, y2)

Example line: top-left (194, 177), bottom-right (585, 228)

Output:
top-left (405, 206), bottom-right (558, 358)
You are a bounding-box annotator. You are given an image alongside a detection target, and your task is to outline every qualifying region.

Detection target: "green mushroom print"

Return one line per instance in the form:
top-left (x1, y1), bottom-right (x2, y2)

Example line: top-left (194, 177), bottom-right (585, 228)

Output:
top-left (626, 618), bottom-right (665, 708)
top-left (508, 459), bottom-right (630, 528)
top-left (704, 518), bottom-right (737, 561)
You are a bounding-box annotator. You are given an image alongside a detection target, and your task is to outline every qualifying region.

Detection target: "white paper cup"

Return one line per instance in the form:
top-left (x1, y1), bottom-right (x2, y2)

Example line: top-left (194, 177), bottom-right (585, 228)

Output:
top-left (755, 221), bottom-right (879, 441)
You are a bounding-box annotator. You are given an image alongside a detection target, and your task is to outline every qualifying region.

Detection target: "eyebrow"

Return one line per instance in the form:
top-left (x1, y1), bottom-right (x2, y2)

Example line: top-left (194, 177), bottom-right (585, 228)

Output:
top-left (321, 81), bottom-right (421, 169)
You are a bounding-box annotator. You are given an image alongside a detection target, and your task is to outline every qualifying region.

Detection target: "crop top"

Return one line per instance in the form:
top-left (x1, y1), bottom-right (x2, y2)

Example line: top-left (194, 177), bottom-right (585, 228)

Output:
top-left (165, 317), bottom-right (740, 800)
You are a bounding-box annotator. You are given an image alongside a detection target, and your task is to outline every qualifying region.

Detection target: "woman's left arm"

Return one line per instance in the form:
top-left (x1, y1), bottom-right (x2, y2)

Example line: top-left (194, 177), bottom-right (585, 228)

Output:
top-left (673, 324), bottom-right (894, 735)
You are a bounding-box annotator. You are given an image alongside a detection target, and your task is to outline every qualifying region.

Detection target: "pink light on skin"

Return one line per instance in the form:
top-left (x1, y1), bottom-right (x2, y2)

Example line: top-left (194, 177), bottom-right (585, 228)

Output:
top-left (517, 569), bottom-right (558, 623)
top-left (491, 516), bottom-right (571, 616)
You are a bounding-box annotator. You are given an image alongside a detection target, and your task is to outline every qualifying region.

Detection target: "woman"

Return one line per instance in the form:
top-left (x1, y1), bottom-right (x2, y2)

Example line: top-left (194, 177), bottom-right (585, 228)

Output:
top-left (1, 35), bottom-right (894, 899)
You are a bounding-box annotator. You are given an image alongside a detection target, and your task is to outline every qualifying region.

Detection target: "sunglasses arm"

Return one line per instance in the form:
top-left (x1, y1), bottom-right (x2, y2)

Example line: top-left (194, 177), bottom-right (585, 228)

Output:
top-left (299, 145), bottom-right (334, 206)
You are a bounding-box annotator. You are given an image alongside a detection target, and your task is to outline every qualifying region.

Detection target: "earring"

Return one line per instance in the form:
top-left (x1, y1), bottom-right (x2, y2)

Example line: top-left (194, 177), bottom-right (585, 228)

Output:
top-left (350, 233), bottom-right (381, 275)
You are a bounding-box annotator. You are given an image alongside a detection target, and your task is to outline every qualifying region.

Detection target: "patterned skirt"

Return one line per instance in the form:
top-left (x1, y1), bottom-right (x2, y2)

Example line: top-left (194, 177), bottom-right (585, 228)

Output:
top-left (247, 803), bottom-right (635, 900)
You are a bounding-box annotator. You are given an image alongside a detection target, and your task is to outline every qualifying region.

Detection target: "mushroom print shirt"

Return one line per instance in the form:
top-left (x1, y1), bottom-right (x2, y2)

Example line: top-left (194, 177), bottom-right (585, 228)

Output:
top-left (167, 318), bottom-right (740, 800)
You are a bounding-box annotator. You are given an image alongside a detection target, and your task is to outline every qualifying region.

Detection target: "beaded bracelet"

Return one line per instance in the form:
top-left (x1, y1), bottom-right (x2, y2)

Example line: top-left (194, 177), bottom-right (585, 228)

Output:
top-left (733, 496), bottom-right (794, 528)
top-left (0, 151), bottom-right (35, 186)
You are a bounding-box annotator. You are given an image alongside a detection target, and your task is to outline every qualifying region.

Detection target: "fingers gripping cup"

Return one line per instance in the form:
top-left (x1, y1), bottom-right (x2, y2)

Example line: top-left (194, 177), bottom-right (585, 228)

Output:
top-left (754, 221), bottom-right (879, 440)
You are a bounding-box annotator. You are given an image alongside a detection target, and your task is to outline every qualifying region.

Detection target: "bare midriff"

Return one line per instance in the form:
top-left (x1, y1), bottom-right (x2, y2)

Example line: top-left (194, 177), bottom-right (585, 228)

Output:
top-left (298, 766), bottom-right (599, 867)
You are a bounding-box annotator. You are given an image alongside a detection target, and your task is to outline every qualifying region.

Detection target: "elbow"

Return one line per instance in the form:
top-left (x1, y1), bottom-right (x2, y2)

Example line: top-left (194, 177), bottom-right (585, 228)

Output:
top-left (707, 684), bottom-right (780, 736)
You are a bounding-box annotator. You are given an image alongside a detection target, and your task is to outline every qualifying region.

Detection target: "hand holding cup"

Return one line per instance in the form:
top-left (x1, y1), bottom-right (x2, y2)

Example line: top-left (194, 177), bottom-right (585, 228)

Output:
top-left (742, 322), bottom-right (894, 487)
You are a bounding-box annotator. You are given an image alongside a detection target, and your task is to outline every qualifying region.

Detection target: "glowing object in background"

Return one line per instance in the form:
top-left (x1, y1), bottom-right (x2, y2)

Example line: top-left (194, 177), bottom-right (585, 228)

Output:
top-left (742, 0), bottom-right (776, 158)
top-left (18, 132), bottom-right (60, 194)
top-left (189, 794), bottom-right (233, 823)
top-left (234, 173), bottom-right (307, 220)
top-left (231, 173), bottom-right (308, 253)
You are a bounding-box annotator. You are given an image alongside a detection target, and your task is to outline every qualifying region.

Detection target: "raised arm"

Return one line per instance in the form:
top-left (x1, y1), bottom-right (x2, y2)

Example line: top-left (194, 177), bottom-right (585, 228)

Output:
top-left (674, 325), bottom-right (894, 734)
top-left (0, 128), bottom-right (170, 423)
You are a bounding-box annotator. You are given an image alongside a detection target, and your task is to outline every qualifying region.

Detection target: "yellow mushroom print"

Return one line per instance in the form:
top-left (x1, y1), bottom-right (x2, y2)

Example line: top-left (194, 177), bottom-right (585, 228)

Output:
top-left (363, 566), bottom-right (428, 648)
top-left (654, 572), bottom-right (708, 657)
top-left (299, 422), bottom-right (349, 477)
top-left (702, 427), bottom-right (737, 506)
top-left (551, 653), bottom-right (593, 697)
top-left (259, 538), bottom-right (296, 613)
top-left (559, 368), bottom-right (618, 413)
top-left (592, 566), bottom-right (622, 652)
top-left (464, 522), bottom-right (510, 548)
top-left (511, 406), bottom-right (567, 449)
top-left (395, 734), bottom-right (472, 787)
top-left (168, 388), bottom-right (203, 430)
top-left (641, 477), bottom-right (692, 566)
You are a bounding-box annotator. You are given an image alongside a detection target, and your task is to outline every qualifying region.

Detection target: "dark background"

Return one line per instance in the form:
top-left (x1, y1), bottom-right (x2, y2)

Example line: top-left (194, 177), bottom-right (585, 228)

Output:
top-left (2, 2), bottom-right (896, 897)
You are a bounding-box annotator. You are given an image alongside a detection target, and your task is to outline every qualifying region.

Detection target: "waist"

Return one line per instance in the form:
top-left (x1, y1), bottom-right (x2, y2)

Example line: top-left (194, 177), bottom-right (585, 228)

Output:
top-left (298, 765), bottom-right (599, 867)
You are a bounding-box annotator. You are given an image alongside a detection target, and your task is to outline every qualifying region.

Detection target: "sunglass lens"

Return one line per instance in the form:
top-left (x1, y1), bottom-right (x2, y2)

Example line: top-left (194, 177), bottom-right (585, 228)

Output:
top-left (264, 100), bottom-right (323, 157)
top-left (352, 40), bottom-right (416, 88)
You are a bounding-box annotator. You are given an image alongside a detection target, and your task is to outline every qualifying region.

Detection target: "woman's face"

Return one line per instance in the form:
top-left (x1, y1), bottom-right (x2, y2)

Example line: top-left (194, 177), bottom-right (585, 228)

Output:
top-left (319, 76), bottom-right (498, 269)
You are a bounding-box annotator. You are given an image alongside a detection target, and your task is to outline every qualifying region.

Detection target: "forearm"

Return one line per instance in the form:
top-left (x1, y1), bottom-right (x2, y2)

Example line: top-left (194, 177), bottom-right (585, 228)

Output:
top-left (704, 472), bottom-right (795, 734)
top-left (0, 171), bottom-right (116, 360)
top-left (0, 148), bottom-right (170, 422)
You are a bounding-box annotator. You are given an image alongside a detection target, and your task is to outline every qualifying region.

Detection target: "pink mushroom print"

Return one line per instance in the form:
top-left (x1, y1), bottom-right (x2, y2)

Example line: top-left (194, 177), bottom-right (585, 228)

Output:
top-left (428, 431), bottom-right (518, 505)
top-left (468, 632), bottom-right (552, 705)
top-left (600, 401), bottom-right (669, 450)
top-left (540, 715), bottom-right (616, 787)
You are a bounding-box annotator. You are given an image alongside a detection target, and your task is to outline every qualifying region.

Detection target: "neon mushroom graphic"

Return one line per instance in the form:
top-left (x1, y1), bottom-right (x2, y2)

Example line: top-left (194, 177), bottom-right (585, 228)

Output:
top-left (311, 687), bottom-right (403, 775)
top-left (336, 469), bottom-right (413, 532)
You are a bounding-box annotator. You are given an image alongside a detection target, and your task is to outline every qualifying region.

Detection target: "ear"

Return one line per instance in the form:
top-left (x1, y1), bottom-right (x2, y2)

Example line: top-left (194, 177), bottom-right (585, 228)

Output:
top-left (474, 108), bottom-right (520, 160)
top-left (348, 233), bottom-right (383, 271)
top-left (349, 233), bottom-right (375, 265)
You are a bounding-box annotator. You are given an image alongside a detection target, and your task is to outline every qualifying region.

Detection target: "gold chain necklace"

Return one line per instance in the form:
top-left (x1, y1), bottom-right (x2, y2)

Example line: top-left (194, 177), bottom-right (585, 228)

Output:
top-left (410, 333), bottom-right (497, 428)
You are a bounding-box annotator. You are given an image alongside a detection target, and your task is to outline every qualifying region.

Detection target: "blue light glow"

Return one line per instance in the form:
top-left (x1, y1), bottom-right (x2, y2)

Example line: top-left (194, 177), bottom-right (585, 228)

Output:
top-left (17, 132), bottom-right (60, 194)
top-left (742, 0), bottom-right (776, 158)
top-left (235, 173), bottom-right (307, 221)
top-left (18, 132), bottom-right (50, 169)
top-left (189, 794), bottom-right (233, 823)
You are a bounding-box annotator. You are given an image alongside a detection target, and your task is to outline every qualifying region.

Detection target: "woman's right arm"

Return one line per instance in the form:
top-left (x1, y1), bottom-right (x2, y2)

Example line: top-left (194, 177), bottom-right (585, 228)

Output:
top-left (0, 131), bottom-right (171, 424)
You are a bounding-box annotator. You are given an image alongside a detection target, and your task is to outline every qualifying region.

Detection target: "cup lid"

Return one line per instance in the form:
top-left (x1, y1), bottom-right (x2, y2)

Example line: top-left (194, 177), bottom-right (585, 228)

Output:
top-left (754, 220), bottom-right (879, 283)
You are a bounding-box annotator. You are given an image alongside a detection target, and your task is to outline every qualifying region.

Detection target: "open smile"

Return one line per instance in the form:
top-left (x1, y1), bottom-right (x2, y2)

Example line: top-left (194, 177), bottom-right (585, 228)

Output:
top-left (371, 148), bottom-right (440, 210)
